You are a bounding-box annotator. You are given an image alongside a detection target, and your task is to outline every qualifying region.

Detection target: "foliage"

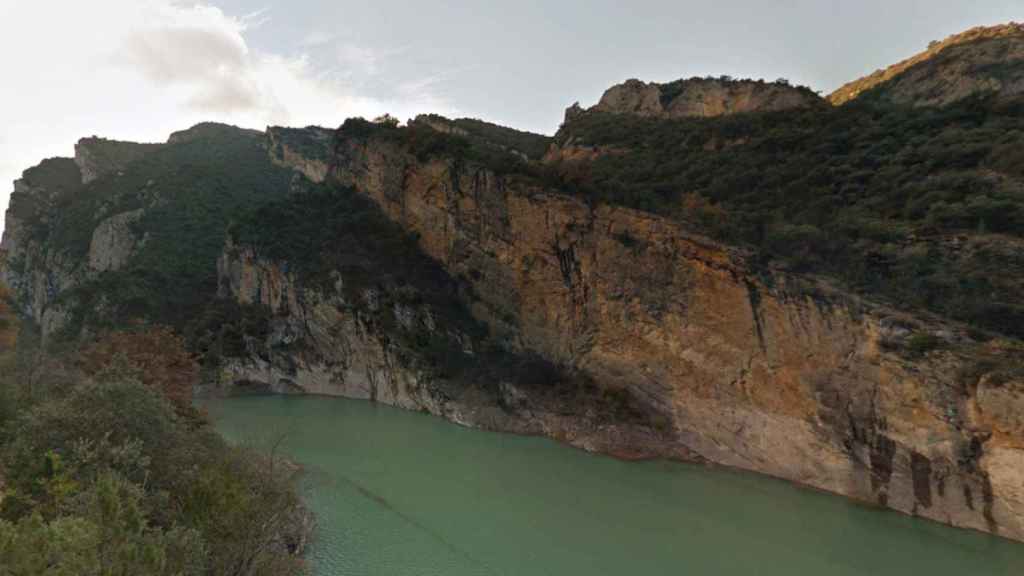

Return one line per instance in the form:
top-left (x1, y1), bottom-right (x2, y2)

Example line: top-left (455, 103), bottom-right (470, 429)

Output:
top-left (0, 472), bottom-right (206, 576)
top-left (269, 127), bottom-right (333, 162)
top-left (78, 327), bottom-right (199, 416)
top-left (829, 24), bottom-right (1024, 104)
top-left (0, 331), bottom-right (310, 575)
top-left (0, 283), bottom-right (16, 352)
top-left (416, 114), bottom-right (553, 160)
top-left (545, 94), bottom-right (1024, 338)
top-left (43, 125), bottom-right (293, 338)
top-left (339, 117), bottom-right (542, 177)
top-left (229, 182), bottom-right (488, 377)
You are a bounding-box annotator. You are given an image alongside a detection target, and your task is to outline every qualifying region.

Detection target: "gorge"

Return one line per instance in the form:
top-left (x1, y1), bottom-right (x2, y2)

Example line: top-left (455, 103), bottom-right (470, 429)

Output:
top-left (2, 22), bottom-right (1024, 570)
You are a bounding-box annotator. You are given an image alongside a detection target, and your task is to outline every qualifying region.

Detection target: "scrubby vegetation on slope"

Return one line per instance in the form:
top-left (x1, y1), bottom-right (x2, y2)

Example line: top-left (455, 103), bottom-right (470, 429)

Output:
top-left (414, 114), bottom-right (553, 160)
top-left (45, 125), bottom-right (293, 337)
top-left (0, 310), bottom-right (310, 575)
top-left (830, 23), bottom-right (1024, 105)
top-left (545, 95), bottom-right (1024, 338)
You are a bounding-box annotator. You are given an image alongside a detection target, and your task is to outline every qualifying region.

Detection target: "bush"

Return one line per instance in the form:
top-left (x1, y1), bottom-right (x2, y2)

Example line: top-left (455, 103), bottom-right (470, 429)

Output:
top-left (0, 345), bottom-right (310, 575)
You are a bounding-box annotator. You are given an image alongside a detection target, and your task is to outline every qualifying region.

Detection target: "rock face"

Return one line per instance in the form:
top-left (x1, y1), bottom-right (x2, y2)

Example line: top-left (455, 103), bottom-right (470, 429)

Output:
top-left (74, 138), bottom-right (160, 184)
top-left (216, 245), bottom-right (440, 406)
top-left (88, 209), bottom-right (144, 272)
top-left (589, 78), bottom-right (823, 120)
top-left (234, 124), bottom-right (1024, 541)
top-left (830, 23), bottom-right (1024, 106)
top-left (0, 159), bottom-right (83, 332)
top-left (216, 242), bottom-right (691, 460)
top-left (267, 127), bottom-right (333, 184)
top-left (4, 32), bottom-right (1024, 542)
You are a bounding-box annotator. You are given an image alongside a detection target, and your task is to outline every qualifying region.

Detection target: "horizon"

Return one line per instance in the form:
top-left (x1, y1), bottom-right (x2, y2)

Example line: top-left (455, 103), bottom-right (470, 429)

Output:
top-left (1, 1), bottom-right (1021, 237)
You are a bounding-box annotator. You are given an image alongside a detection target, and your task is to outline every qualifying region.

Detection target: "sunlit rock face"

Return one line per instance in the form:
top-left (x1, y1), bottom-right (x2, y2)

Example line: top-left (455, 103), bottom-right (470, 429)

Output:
top-left (589, 77), bottom-right (824, 119)
top-left (238, 121), bottom-right (1024, 542)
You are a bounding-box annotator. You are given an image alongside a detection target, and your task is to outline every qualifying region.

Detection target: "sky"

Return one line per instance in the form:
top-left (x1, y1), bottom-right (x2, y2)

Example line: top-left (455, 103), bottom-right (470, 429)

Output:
top-left (0, 0), bottom-right (1020, 236)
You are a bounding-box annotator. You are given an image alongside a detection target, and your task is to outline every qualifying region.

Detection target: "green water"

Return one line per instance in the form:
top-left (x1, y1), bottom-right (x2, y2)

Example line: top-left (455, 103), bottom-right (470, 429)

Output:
top-left (204, 396), bottom-right (1024, 576)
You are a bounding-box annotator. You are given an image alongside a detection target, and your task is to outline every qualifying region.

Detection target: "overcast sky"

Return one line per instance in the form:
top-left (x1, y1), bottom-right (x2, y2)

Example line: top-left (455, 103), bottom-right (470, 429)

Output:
top-left (1, 1), bottom-right (1020, 235)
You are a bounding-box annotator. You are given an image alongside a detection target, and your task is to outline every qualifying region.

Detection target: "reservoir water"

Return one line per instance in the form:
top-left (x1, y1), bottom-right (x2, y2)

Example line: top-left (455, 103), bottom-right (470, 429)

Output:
top-left (204, 395), bottom-right (1024, 576)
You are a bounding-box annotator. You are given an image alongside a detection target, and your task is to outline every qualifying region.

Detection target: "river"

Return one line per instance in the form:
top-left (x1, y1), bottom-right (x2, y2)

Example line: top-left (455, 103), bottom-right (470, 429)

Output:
top-left (204, 395), bottom-right (1024, 576)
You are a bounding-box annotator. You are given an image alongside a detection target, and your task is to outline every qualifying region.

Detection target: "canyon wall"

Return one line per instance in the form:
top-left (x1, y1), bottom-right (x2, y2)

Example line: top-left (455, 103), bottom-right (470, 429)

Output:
top-left (218, 125), bottom-right (1024, 540)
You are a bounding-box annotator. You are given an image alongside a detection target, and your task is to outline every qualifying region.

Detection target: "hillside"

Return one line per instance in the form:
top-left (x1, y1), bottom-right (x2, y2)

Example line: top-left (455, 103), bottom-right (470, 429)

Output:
top-left (830, 23), bottom-right (1024, 105)
top-left (2, 23), bottom-right (1024, 544)
top-left (1, 123), bottom-right (293, 342)
top-left (548, 87), bottom-right (1024, 340)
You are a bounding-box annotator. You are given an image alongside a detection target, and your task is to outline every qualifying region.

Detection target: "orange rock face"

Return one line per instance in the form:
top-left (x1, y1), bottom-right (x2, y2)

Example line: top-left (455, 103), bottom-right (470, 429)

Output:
top-left (591, 78), bottom-right (824, 119)
top-left (305, 130), bottom-right (1024, 540)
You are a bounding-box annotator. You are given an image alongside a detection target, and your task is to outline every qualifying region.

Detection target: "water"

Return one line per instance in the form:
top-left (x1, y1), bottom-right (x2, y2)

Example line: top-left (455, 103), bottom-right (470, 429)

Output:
top-left (203, 395), bottom-right (1024, 576)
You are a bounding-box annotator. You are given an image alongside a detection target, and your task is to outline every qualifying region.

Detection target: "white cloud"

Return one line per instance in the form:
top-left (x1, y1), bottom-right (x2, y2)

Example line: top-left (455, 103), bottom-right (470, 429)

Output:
top-left (0, 0), bottom-right (457, 236)
top-left (300, 30), bottom-right (336, 48)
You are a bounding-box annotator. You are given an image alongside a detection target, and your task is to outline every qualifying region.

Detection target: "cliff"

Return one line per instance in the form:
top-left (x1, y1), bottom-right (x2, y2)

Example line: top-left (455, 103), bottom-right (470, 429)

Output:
top-left (3, 22), bottom-right (1024, 543)
top-left (0, 123), bottom-right (292, 340)
top-left (205, 116), bottom-right (1023, 540)
top-left (830, 23), bottom-right (1024, 106)
top-left (581, 77), bottom-right (824, 120)
top-left (73, 137), bottom-right (162, 184)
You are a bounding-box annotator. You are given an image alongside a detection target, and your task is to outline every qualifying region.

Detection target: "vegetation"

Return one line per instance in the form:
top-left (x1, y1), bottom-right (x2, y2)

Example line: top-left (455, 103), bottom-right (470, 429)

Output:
top-left (268, 127), bottom-right (333, 162)
top-left (830, 24), bottom-right (1024, 104)
top-left (544, 94), bottom-right (1024, 338)
top-left (415, 114), bottom-right (552, 160)
top-left (42, 125), bottom-right (293, 337)
top-left (228, 181), bottom-right (488, 378)
top-left (226, 181), bottom-right (665, 428)
top-left (340, 117), bottom-right (544, 177)
top-left (0, 318), bottom-right (310, 575)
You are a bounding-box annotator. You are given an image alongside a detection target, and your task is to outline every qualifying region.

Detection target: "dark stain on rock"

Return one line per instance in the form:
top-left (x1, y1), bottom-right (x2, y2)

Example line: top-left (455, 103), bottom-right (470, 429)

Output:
top-left (982, 474), bottom-right (998, 533)
top-left (555, 242), bottom-right (578, 289)
top-left (743, 279), bottom-right (767, 352)
top-left (910, 451), bottom-right (933, 509)
top-left (964, 483), bottom-right (975, 511)
top-left (870, 434), bottom-right (897, 495)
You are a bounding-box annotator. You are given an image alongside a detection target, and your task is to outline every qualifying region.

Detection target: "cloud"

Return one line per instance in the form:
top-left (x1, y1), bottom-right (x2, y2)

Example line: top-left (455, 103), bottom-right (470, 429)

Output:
top-left (336, 44), bottom-right (387, 77)
top-left (0, 1), bottom-right (457, 236)
top-left (301, 30), bottom-right (336, 48)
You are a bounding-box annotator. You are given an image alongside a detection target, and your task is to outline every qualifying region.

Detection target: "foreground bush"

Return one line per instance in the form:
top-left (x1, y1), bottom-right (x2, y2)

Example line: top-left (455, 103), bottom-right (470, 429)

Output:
top-left (0, 323), bottom-right (311, 575)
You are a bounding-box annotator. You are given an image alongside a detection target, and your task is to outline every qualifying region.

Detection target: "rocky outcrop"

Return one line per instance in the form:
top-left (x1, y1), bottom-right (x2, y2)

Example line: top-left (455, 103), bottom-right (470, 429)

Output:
top-left (588, 78), bottom-right (823, 120)
top-left (267, 127), bottom-right (333, 184)
top-left (830, 23), bottom-right (1024, 106)
top-left (215, 242), bottom-right (687, 460)
top-left (74, 138), bottom-right (160, 184)
top-left (0, 159), bottom-right (83, 327)
top-left (216, 244), bottom-right (440, 405)
top-left (88, 209), bottom-right (144, 272)
top-left (246, 125), bottom-right (1024, 541)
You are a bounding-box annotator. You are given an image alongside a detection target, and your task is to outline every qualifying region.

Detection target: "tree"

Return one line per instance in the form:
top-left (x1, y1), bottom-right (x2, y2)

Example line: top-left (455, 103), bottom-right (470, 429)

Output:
top-left (372, 113), bottom-right (400, 127)
top-left (0, 473), bottom-right (206, 576)
top-left (78, 327), bottom-right (199, 416)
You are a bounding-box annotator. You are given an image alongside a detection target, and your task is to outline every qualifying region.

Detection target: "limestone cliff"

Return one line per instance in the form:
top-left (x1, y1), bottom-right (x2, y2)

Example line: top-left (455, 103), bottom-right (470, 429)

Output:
top-left (586, 77), bottom-right (824, 120)
top-left (238, 120), bottom-right (1024, 541)
top-left (73, 137), bottom-right (161, 184)
top-left (267, 126), bottom-right (333, 183)
top-left (0, 158), bottom-right (84, 335)
top-left (830, 23), bottom-right (1024, 106)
